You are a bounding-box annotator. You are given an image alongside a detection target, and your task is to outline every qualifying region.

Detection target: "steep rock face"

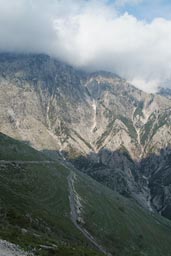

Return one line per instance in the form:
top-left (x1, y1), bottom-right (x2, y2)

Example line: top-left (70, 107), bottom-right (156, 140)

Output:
top-left (1, 53), bottom-right (171, 217)
top-left (140, 149), bottom-right (171, 219)
top-left (0, 53), bottom-right (94, 155)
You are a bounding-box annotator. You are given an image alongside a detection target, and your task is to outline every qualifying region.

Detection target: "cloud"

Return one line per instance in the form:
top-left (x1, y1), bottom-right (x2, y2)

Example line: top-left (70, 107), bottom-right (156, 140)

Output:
top-left (0, 0), bottom-right (171, 92)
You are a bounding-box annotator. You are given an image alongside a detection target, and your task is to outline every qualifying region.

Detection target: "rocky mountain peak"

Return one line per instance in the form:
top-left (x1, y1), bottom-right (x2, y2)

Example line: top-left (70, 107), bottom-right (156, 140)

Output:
top-left (1, 53), bottom-right (171, 220)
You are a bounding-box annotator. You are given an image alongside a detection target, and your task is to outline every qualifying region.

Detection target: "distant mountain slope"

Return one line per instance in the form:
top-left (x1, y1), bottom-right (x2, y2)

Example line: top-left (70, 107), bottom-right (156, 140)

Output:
top-left (1, 53), bottom-right (170, 159)
top-left (1, 53), bottom-right (171, 219)
top-left (157, 87), bottom-right (171, 98)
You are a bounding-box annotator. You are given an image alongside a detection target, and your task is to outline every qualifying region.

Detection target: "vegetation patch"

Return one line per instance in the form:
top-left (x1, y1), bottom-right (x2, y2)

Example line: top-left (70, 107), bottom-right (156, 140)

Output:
top-left (119, 116), bottom-right (137, 140)
top-left (133, 101), bottom-right (144, 118)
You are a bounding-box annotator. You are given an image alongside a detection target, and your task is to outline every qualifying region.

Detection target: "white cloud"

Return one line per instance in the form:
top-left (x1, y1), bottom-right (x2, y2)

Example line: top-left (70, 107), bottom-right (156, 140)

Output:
top-left (0, 0), bottom-right (171, 92)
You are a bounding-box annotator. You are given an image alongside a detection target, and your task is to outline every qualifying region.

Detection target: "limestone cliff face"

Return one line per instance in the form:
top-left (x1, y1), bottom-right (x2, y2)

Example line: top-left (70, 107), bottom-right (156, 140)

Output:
top-left (1, 53), bottom-right (171, 218)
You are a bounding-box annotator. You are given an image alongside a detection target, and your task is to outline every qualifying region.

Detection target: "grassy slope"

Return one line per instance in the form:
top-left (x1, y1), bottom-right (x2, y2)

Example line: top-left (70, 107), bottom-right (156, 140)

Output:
top-left (1, 133), bottom-right (171, 256)
top-left (0, 132), bottom-right (48, 161)
top-left (76, 172), bottom-right (171, 256)
top-left (0, 133), bottom-right (102, 256)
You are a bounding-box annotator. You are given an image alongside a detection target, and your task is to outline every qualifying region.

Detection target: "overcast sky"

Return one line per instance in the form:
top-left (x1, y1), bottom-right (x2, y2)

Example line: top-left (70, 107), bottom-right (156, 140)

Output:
top-left (0, 0), bottom-right (171, 92)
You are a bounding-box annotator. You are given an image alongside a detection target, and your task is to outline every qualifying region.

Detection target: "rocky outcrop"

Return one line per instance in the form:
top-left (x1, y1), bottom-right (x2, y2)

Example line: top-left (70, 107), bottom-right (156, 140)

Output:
top-left (0, 240), bottom-right (32, 256)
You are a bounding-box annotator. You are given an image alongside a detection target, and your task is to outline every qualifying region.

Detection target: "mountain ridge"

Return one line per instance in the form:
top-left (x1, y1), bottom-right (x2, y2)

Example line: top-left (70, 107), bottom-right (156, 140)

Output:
top-left (0, 53), bottom-right (171, 220)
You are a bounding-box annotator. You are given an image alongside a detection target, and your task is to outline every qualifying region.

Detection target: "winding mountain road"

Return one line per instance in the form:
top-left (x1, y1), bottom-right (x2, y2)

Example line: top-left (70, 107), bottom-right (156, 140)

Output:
top-left (67, 171), bottom-right (112, 256)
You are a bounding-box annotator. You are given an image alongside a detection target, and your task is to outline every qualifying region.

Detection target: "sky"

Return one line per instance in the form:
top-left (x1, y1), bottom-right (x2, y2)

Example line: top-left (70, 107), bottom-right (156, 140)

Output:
top-left (114, 0), bottom-right (171, 21)
top-left (0, 0), bottom-right (171, 92)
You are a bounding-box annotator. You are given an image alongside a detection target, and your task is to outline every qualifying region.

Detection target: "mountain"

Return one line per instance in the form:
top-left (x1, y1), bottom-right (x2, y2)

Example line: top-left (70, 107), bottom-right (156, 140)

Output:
top-left (1, 132), bottom-right (171, 256)
top-left (157, 87), bottom-right (171, 98)
top-left (0, 53), bottom-right (171, 220)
